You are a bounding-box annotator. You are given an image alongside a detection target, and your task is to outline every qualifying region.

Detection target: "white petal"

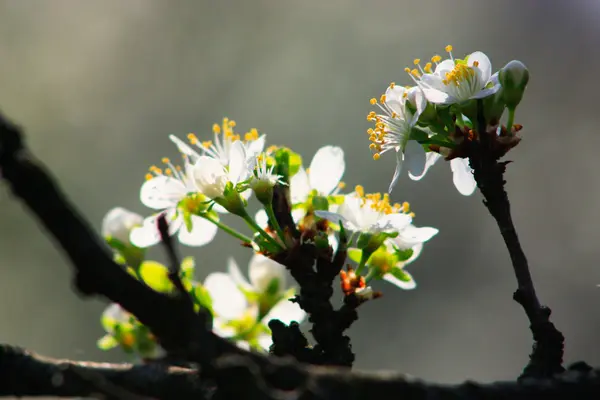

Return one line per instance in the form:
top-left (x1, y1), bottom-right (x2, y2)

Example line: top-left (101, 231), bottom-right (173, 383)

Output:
top-left (246, 134), bottom-right (266, 157)
top-left (422, 88), bottom-right (454, 104)
top-left (140, 176), bottom-right (187, 210)
top-left (409, 152), bottom-right (441, 181)
top-left (102, 303), bottom-right (129, 323)
top-left (468, 51), bottom-right (492, 84)
top-left (191, 157), bottom-right (227, 198)
top-left (405, 141), bottom-right (426, 179)
top-left (472, 82), bottom-right (501, 99)
top-left (291, 208), bottom-right (306, 224)
top-left (255, 209), bottom-right (268, 227)
top-left (204, 272), bottom-right (248, 320)
top-left (308, 146), bottom-right (345, 195)
top-left (434, 59), bottom-right (456, 76)
top-left (227, 257), bottom-right (252, 291)
top-left (407, 87), bottom-right (427, 124)
top-left (314, 210), bottom-right (351, 228)
top-left (406, 242), bottom-right (423, 265)
top-left (290, 167), bottom-right (311, 204)
top-left (262, 297), bottom-right (306, 325)
top-left (102, 207), bottom-right (143, 243)
top-left (169, 135), bottom-right (201, 161)
top-left (177, 214), bottom-right (218, 247)
top-left (248, 254), bottom-right (287, 294)
top-left (228, 140), bottom-right (248, 185)
top-left (383, 271), bottom-right (416, 290)
top-left (129, 211), bottom-right (182, 248)
top-left (395, 225), bottom-right (439, 249)
top-left (388, 150), bottom-right (404, 194)
top-left (450, 158), bottom-right (477, 196)
top-left (384, 86), bottom-right (408, 117)
top-left (372, 213), bottom-right (412, 233)
top-left (329, 234), bottom-right (339, 253)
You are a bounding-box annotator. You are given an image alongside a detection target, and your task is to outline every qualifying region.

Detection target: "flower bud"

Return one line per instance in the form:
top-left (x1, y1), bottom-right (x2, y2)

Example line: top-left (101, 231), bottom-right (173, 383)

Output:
top-left (102, 207), bottom-right (143, 246)
top-left (499, 60), bottom-right (529, 109)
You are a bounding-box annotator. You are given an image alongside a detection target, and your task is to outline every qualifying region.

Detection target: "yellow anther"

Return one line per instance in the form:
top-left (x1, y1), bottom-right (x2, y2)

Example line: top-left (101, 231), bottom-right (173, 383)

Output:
top-left (187, 133), bottom-right (198, 144)
top-left (473, 60), bottom-right (479, 67)
top-left (266, 145), bottom-right (279, 154)
top-left (373, 153), bottom-right (381, 161)
top-left (369, 143), bottom-right (376, 150)
top-left (176, 165), bottom-right (182, 171)
top-left (369, 135), bottom-right (377, 141)
top-left (431, 55), bottom-right (442, 63)
top-left (413, 58), bottom-right (421, 65)
top-left (391, 112), bottom-right (398, 118)
top-left (161, 157), bottom-right (170, 164)
top-left (445, 45), bottom-right (453, 53)
top-left (404, 67), bottom-right (411, 73)
top-left (379, 94), bottom-right (386, 103)
top-left (338, 182), bottom-right (346, 189)
top-left (212, 124), bottom-right (221, 134)
top-left (424, 62), bottom-right (432, 73)
top-left (121, 332), bottom-right (135, 348)
top-left (165, 168), bottom-right (173, 176)
top-left (202, 140), bottom-right (212, 148)
top-left (390, 82), bottom-right (396, 88)
top-left (411, 69), bottom-right (421, 78)
top-left (367, 128), bottom-right (374, 135)
top-left (228, 119), bottom-right (236, 128)
top-left (402, 201), bottom-right (410, 213)
top-left (145, 173), bottom-right (153, 181)
top-left (370, 98), bottom-right (377, 105)
top-left (355, 185), bottom-right (365, 198)
top-left (409, 212), bottom-right (416, 218)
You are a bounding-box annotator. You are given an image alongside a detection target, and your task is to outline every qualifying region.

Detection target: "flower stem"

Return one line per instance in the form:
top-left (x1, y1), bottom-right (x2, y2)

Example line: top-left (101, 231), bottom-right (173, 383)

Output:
top-left (200, 214), bottom-right (253, 244)
top-left (240, 212), bottom-right (284, 252)
top-left (265, 203), bottom-right (287, 247)
top-left (506, 107), bottom-right (515, 134)
top-left (355, 250), bottom-right (371, 276)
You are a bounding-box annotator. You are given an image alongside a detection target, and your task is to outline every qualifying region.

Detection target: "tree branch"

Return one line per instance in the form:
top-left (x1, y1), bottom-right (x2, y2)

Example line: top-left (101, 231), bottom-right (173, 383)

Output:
top-left (468, 100), bottom-right (564, 379)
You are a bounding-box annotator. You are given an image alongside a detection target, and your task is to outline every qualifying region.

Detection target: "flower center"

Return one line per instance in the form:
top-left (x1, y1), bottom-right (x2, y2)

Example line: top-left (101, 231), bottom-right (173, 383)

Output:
top-left (442, 61), bottom-right (479, 87)
top-left (354, 185), bottom-right (411, 216)
top-left (184, 118), bottom-right (260, 150)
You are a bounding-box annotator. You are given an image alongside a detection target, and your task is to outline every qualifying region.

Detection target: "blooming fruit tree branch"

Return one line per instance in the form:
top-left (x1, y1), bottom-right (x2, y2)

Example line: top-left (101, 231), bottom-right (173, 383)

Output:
top-left (0, 45), bottom-right (595, 399)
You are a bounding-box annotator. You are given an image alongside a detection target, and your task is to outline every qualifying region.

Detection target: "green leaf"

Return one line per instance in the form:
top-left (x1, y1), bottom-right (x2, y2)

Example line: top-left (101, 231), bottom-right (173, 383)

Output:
top-left (311, 195), bottom-right (329, 211)
top-left (138, 261), bottom-right (174, 293)
top-left (192, 284), bottom-right (213, 314)
top-left (181, 256), bottom-right (196, 280)
top-left (347, 248), bottom-right (362, 263)
top-left (394, 247), bottom-right (414, 262)
top-left (97, 334), bottom-right (119, 350)
top-left (389, 267), bottom-right (412, 282)
top-left (288, 150), bottom-right (302, 177)
top-left (356, 233), bottom-right (373, 249)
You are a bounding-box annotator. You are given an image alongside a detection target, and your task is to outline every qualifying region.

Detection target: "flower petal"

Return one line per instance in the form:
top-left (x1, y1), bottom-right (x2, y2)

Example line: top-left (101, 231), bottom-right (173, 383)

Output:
top-left (248, 254), bottom-right (287, 294)
top-left (408, 88), bottom-right (427, 125)
top-left (308, 146), bottom-right (345, 195)
top-left (406, 242), bottom-right (423, 265)
top-left (405, 140), bottom-right (427, 179)
top-left (409, 152), bottom-right (441, 181)
top-left (169, 135), bottom-right (201, 162)
top-left (227, 257), bottom-right (252, 291)
top-left (102, 207), bottom-right (143, 243)
top-left (257, 333), bottom-right (273, 352)
top-left (204, 272), bottom-right (248, 320)
top-left (262, 297), bottom-right (307, 326)
top-left (290, 167), bottom-right (311, 204)
top-left (450, 158), bottom-right (477, 196)
top-left (255, 209), bottom-right (268, 227)
top-left (314, 210), bottom-right (351, 229)
top-left (394, 225), bottom-right (439, 249)
top-left (130, 211), bottom-right (182, 248)
top-left (421, 88), bottom-right (454, 104)
top-left (472, 82), bottom-right (501, 99)
top-left (140, 176), bottom-right (187, 210)
top-left (228, 140), bottom-right (248, 185)
top-left (468, 51), bottom-right (492, 84)
top-left (177, 214), bottom-right (218, 247)
top-left (246, 134), bottom-right (266, 157)
top-left (384, 86), bottom-right (408, 117)
top-left (372, 213), bottom-right (412, 233)
top-left (388, 150), bottom-right (404, 194)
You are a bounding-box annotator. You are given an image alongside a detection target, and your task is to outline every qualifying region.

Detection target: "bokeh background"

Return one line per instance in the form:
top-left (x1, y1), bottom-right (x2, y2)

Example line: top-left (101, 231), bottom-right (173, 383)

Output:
top-left (1, 0), bottom-right (600, 396)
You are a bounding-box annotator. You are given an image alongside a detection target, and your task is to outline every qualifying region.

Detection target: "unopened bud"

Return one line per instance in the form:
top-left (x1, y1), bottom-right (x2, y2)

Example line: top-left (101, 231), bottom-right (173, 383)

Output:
top-left (499, 60), bottom-right (529, 109)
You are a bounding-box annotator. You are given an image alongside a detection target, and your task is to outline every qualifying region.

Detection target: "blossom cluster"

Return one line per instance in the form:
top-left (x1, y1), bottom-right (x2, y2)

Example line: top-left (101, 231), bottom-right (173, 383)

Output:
top-left (97, 45), bottom-right (529, 359)
top-left (366, 45), bottom-right (528, 195)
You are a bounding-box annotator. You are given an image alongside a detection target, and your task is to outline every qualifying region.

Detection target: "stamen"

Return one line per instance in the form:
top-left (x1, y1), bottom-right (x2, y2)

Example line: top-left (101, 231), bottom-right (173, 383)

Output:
top-left (373, 153), bottom-right (381, 160)
top-left (187, 133), bottom-right (198, 145)
top-left (212, 124), bottom-right (221, 134)
top-left (370, 98), bottom-right (377, 105)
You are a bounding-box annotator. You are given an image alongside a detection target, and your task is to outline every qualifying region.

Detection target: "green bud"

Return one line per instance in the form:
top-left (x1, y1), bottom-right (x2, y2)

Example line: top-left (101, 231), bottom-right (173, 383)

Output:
top-left (252, 179), bottom-right (274, 206)
top-left (499, 60), bottom-right (529, 109)
top-left (216, 183), bottom-right (247, 216)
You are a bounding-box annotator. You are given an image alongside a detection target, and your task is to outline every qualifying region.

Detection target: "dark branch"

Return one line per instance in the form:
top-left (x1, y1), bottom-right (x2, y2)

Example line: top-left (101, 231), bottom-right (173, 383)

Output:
top-left (468, 100), bottom-right (564, 379)
top-left (0, 110), bottom-right (597, 399)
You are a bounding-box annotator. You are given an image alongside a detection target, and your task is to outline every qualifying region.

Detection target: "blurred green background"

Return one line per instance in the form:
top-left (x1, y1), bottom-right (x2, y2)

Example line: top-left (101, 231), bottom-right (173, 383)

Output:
top-left (1, 0), bottom-right (599, 394)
